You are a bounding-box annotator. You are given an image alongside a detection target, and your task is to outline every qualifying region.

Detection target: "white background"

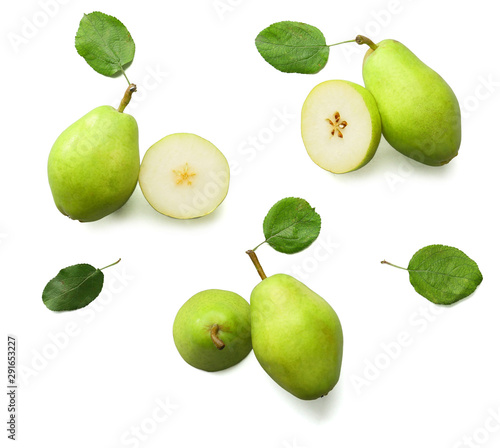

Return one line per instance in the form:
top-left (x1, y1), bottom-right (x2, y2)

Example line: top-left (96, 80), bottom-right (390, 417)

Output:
top-left (1, 0), bottom-right (499, 447)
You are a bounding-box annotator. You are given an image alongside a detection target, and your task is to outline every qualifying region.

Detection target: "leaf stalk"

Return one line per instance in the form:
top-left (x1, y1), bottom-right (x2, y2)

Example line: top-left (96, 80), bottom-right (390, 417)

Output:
top-left (100, 258), bottom-right (122, 271)
top-left (327, 39), bottom-right (357, 47)
top-left (381, 260), bottom-right (407, 270)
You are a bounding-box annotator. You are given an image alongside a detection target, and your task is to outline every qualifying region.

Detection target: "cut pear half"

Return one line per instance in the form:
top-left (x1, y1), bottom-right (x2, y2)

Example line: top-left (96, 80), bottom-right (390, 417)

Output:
top-left (139, 133), bottom-right (230, 219)
top-left (301, 80), bottom-right (382, 174)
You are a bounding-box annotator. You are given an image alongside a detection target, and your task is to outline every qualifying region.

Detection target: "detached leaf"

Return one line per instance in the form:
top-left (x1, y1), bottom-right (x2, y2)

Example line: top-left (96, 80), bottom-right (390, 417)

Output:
top-left (43, 264), bottom-right (103, 311)
top-left (383, 245), bottom-right (483, 305)
top-left (42, 259), bottom-right (120, 311)
top-left (262, 197), bottom-right (321, 254)
top-left (75, 11), bottom-right (135, 77)
top-left (407, 245), bottom-right (483, 305)
top-left (255, 21), bottom-right (329, 74)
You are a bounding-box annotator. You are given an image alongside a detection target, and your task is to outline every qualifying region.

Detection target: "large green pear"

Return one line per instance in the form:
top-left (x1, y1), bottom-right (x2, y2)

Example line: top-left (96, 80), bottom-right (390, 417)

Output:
top-left (173, 289), bottom-right (252, 372)
top-left (48, 105), bottom-right (140, 222)
top-left (250, 274), bottom-right (343, 400)
top-left (360, 37), bottom-right (461, 166)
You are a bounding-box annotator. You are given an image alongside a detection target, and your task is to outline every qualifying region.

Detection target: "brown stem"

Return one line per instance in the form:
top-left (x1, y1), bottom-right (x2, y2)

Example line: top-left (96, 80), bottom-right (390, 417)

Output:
top-left (210, 324), bottom-right (225, 350)
top-left (246, 250), bottom-right (267, 280)
top-left (117, 84), bottom-right (137, 113)
top-left (355, 35), bottom-right (378, 51)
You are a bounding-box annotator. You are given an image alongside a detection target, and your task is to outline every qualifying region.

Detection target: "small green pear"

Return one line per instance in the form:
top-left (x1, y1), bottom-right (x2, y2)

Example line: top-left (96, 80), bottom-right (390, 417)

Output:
top-left (250, 273), bottom-right (343, 400)
top-left (358, 36), bottom-right (461, 166)
top-left (173, 289), bottom-right (252, 372)
top-left (47, 85), bottom-right (140, 222)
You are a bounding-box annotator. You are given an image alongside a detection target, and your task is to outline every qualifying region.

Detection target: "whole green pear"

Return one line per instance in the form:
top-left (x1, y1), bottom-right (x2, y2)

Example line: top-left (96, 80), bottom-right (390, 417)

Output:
top-left (359, 36), bottom-right (461, 166)
top-left (173, 289), bottom-right (252, 372)
top-left (48, 90), bottom-right (140, 222)
top-left (250, 274), bottom-right (343, 400)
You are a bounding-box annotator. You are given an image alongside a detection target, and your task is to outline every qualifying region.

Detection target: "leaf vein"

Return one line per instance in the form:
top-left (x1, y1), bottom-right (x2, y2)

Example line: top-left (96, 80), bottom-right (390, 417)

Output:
top-left (49, 271), bottom-right (100, 301)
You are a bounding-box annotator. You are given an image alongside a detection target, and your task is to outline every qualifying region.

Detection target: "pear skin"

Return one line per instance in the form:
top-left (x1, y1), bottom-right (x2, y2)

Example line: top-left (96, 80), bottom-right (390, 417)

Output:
top-left (250, 274), bottom-right (343, 400)
top-left (361, 39), bottom-right (461, 166)
top-left (48, 105), bottom-right (140, 222)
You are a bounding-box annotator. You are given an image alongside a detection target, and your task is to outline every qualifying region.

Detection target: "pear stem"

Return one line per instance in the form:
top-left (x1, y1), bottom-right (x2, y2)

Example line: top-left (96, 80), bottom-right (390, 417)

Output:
top-left (118, 84), bottom-right (137, 113)
top-left (210, 324), bottom-right (225, 350)
top-left (381, 260), bottom-right (407, 271)
top-left (246, 250), bottom-right (267, 280)
top-left (355, 35), bottom-right (378, 51)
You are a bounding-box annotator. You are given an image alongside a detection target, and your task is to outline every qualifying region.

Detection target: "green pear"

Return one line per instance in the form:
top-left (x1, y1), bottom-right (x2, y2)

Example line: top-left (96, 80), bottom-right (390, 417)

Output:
top-left (173, 289), bottom-right (252, 372)
top-left (250, 274), bottom-right (343, 400)
top-left (358, 36), bottom-right (461, 166)
top-left (48, 86), bottom-right (140, 222)
top-left (301, 79), bottom-right (381, 173)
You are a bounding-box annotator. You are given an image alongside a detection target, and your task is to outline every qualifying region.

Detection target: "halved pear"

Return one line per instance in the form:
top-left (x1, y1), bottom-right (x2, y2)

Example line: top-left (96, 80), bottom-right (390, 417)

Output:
top-left (301, 80), bottom-right (381, 174)
top-left (139, 133), bottom-right (230, 219)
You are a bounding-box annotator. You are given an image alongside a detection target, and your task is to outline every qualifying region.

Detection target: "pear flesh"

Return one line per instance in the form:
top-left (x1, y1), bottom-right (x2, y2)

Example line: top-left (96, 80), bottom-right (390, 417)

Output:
top-left (139, 133), bottom-right (230, 219)
top-left (47, 105), bottom-right (140, 222)
top-left (362, 39), bottom-right (461, 166)
top-left (250, 274), bottom-right (343, 400)
top-left (301, 80), bottom-right (381, 173)
top-left (173, 289), bottom-right (252, 372)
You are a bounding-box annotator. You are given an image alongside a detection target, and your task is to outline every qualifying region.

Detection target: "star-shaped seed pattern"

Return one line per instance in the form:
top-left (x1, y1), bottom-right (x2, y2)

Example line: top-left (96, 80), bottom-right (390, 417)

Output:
top-left (173, 163), bottom-right (196, 185)
top-left (326, 111), bottom-right (348, 138)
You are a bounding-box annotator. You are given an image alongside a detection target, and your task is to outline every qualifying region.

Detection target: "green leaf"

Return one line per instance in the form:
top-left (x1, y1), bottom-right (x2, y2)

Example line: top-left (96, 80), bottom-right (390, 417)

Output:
top-left (383, 245), bottom-right (483, 305)
top-left (261, 197), bottom-right (321, 254)
top-left (75, 11), bottom-right (135, 78)
top-left (42, 259), bottom-right (121, 311)
top-left (255, 21), bottom-right (329, 74)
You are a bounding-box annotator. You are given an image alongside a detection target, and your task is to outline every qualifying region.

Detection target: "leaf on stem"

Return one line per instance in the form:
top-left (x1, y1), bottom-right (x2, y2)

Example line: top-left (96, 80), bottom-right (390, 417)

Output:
top-left (75, 11), bottom-right (135, 78)
top-left (261, 197), bottom-right (321, 254)
top-left (255, 21), bottom-right (329, 74)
